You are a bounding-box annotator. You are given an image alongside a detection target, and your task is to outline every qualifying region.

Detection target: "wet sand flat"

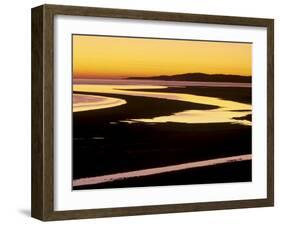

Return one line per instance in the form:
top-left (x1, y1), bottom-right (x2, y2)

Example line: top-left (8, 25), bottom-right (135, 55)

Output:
top-left (72, 79), bottom-right (252, 189)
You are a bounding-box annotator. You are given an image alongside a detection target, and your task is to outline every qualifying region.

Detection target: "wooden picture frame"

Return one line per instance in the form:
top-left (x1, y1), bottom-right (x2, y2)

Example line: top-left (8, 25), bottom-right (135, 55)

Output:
top-left (31, 4), bottom-right (274, 221)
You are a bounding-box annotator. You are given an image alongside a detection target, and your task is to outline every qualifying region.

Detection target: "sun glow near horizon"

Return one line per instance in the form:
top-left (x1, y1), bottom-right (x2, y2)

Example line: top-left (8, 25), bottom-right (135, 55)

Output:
top-left (73, 35), bottom-right (252, 79)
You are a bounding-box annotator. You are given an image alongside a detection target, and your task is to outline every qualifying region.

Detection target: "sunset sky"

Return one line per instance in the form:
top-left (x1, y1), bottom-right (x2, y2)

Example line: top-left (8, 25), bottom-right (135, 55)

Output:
top-left (73, 35), bottom-right (252, 79)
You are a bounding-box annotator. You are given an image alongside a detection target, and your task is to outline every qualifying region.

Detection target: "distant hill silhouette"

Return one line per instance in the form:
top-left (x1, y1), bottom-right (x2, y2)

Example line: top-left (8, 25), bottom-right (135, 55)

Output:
top-left (128, 73), bottom-right (251, 83)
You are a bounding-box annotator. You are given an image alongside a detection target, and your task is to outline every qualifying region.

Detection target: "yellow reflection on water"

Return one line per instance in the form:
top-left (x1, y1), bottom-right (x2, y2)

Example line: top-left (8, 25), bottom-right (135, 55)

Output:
top-left (73, 94), bottom-right (126, 112)
top-left (127, 109), bottom-right (251, 126)
top-left (73, 85), bottom-right (251, 126)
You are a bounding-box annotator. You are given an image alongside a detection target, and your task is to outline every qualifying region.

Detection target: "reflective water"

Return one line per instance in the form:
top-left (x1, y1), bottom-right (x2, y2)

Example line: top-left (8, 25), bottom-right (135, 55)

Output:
top-left (73, 84), bottom-right (251, 126)
top-left (73, 94), bottom-right (126, 112)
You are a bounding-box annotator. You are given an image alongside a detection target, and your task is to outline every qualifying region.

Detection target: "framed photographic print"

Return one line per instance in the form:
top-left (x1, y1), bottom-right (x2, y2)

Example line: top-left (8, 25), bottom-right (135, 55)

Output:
top-left (31, 4), bottom-right (274, 221)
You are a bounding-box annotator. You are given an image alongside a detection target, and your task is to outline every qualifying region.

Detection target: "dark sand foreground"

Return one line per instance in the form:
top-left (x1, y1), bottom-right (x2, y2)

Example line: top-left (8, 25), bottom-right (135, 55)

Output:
top-left (72, 86), bottom-right (252, 189)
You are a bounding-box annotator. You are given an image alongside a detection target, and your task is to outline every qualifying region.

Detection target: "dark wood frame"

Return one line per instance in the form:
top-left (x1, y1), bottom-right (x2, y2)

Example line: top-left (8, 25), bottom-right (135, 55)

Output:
top-left (31, 4), bottom-right (274, 221)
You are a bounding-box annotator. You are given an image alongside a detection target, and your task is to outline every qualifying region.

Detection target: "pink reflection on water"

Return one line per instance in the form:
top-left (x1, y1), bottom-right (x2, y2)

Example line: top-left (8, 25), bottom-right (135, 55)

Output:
top-left (74, 78), bottom-right (251, 88)
top-left (73, 94), bottom-right (126, 112)
top-left (73, 154), bottom-right (252, 187)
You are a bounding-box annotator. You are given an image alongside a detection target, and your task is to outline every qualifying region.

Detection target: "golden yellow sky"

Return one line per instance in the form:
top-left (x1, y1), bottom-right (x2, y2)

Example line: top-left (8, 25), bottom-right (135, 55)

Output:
top-left (73, 35), bottom-right (252, 78)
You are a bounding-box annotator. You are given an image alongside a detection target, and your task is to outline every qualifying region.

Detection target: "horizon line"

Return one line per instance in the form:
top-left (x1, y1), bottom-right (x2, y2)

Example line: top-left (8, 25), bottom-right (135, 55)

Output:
top-left (73, 72), bottom-right (252, 79)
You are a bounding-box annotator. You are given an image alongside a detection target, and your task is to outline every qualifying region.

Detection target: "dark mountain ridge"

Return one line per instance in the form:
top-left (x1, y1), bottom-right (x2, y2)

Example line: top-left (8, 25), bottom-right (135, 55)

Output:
top-left (128, 72), bottom-right (251, 83)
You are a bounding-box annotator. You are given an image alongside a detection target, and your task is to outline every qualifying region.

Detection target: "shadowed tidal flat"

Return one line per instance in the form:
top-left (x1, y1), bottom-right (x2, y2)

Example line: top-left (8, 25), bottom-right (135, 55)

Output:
top-left (72, 78), bottom-right (252, 190)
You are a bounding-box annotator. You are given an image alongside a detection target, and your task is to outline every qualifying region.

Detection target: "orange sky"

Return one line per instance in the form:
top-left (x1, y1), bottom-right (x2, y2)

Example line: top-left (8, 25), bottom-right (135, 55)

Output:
top-left (73, 35), bottom-right (252, 79)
